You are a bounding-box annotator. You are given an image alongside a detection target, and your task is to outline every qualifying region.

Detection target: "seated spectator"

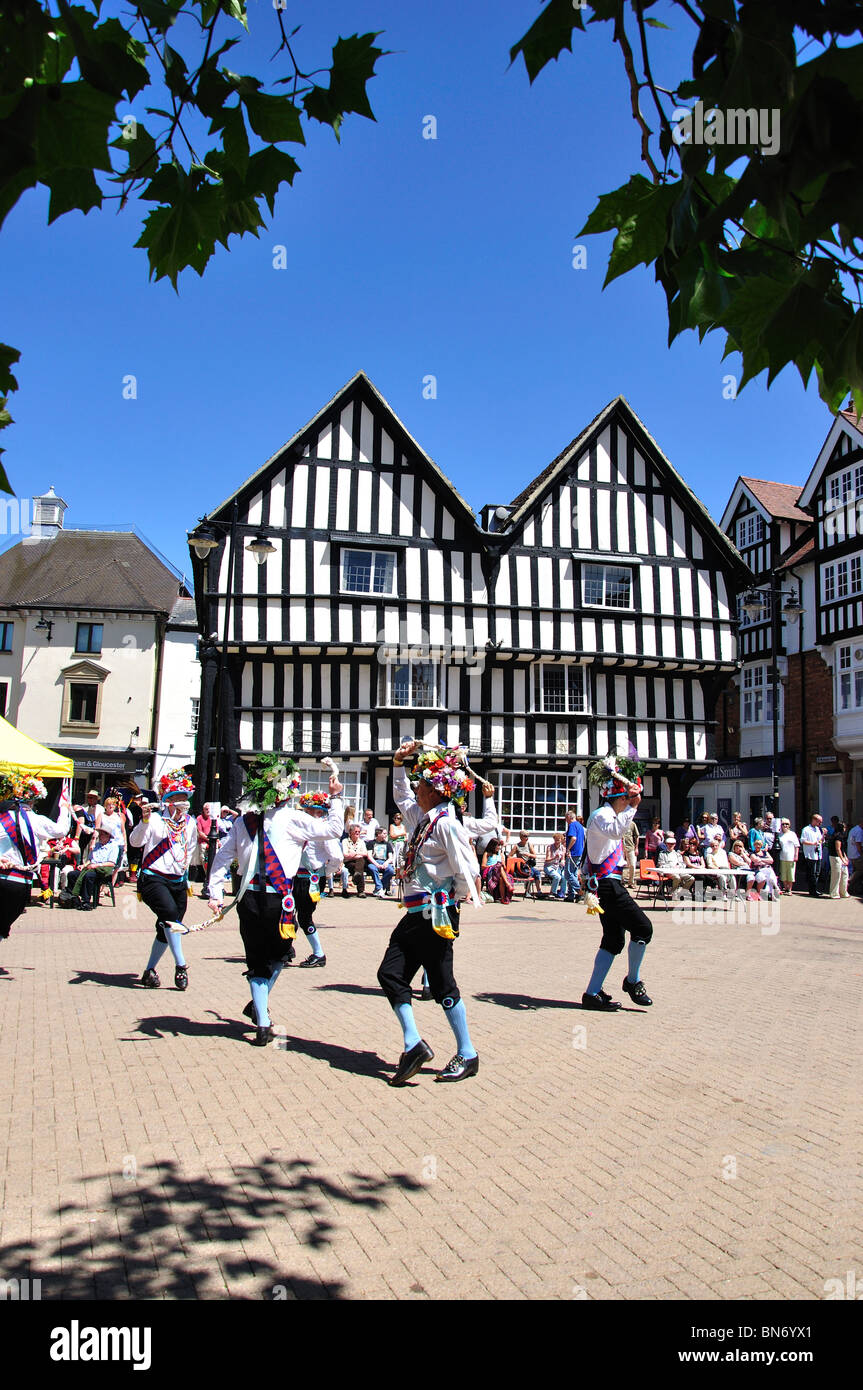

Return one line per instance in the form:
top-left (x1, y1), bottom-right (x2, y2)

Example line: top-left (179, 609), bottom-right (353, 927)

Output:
top-left (342, 823), bottom-right (371, 895)
top-left (544, 833), bottom-right (566, 898)
top-left (388, 811), bottom-right (407, 844)
top-left (71, 829), bottom-right (118, 909)
top-left (41, 835), bottom-right (80, 899)
top-left (749, 838), bottom-right (779, 899)
top-left (704, 833), bottom-right (736, 895)
top-left (511, 831), bottom-right (542, 893)
top-left (481, 838), bottom-right (514, 905)
top-left (730, 810), bottom-right (749, 841)
top-left (645, 817), bottom-right (663, 860)
top-left (368, 828), bottom-right (396, 897)
top-left (684, 842), bottom-right (705, 869)
top-left (657, 833), bottom-right (695, 896)
top-left (361, 807), bottom-right (380, 848)
top-left (728, 839), bottom-right (757, 895)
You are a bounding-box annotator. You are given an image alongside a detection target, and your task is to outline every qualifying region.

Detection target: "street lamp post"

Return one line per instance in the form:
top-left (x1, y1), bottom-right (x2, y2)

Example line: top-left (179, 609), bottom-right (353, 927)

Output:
top-left (741, 580), bottom-right (804, 817)
top-left (188, 511), bottom-right (277, 892)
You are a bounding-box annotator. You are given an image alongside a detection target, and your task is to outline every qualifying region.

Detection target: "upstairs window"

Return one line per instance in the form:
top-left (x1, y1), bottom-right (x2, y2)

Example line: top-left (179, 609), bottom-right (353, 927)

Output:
top-left (190, 697), bottom-right (200, 734)
top-left (736, 513), bottom-right (765, 548)
top-left (341, 548), bottom-right (396, 596)
top-left (741, 664), bottom-right (775, 726)
top-left (837, 646), bottom-right (863, 712)
top-left (582, 563), bottom-right (632, 609)
top-left (534, 664), bottom-right (590, 714)
top-left (824, 559), bottom-right (863, 603)
top-left (0, 622), bottom-right (12, 653)
top-left (68, 683), bottom-right (98, 725)
top-left (75, 622), bottom-right (103, 655)
top-left (378, 660), bottom-right (442, 709)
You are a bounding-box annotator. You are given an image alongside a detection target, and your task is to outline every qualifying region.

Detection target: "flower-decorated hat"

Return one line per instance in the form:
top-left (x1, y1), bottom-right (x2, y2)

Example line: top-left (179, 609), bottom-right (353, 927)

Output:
top-left (159, 768), bottom-right (195, 802)
top-left (241, 754), bottom-right (301, 811)
top-left (588, 752), bottom-right (644, 800)
top-left (0, 772), bottom-right (47, 802)
top-left (409, 747), bottom-right (475, 809)
top-left (298, 789), bottom-right (331, 812)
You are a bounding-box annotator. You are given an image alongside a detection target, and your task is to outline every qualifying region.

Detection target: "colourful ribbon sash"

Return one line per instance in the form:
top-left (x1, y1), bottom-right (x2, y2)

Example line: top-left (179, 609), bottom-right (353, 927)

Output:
top-left (0, 808), bottom-right (37, 867)
top-left (141, 836), bottom-right (174, 873)
top-left (244, 813), bottom-right (296, 938)
top-left (587, 843), bottom-right (625, 882)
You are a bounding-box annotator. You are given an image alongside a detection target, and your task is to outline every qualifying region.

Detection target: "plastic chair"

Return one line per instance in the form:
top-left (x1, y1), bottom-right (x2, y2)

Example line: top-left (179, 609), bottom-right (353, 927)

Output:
top-left (637, 859), bottom-right (667, 908)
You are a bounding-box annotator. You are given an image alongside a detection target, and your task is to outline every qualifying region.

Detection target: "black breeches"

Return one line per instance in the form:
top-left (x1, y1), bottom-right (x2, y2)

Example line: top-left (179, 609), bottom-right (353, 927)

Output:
top-left (377, 912), bottom-right (459, 1007)
top-left (237, 892), bottom-right (296, 977)
top-left (0, 880), bottom-right (30, 939)
top-left (596, 880), bottom-right (654, 956)
top-left (139, 874), bottom-right (188, 943)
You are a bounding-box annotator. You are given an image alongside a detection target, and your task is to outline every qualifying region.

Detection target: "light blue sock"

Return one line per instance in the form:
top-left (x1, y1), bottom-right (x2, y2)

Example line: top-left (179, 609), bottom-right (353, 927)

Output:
top-left (393, 1001), bottom-right (421, 1049)
top-left (421, 969), bottom-right (430, 989)
top-left (305, 924), bottom-right (324, 957)
top-left (163, 926), bottom-right (186, 968)
top-left (586, 947), bottom-right (616, 996)
top-left (627, 939), bottom-right (647, 984)
top-left (250, 976), bottom-right (270, 1027)
top-left (442, 997), bottom-right (476, 1059)
top-left (146, 939), bottom-right (168, 971)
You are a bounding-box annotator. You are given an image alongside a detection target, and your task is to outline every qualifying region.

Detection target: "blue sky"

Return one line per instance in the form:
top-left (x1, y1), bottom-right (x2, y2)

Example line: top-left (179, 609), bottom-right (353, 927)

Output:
top-left (2, 0), bottom-right (833, 579)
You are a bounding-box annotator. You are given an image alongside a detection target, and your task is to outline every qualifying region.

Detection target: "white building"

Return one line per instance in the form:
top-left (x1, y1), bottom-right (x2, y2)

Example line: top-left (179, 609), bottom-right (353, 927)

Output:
top-left (0, 489), bottom-right (200, 800)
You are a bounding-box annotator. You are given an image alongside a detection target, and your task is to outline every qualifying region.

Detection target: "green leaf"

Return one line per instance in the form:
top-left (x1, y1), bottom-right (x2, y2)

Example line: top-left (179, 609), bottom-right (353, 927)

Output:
top-left (35, 82), bottom-right (116, 176)
top-left (241, 92), bottom-right (304, 145)
top-left (644, 17), bottom-right (670, 28)
top-left (44, 166), bottom-right (102, 221)
top-left (133, 0), bottom-right (184, 31)
top-left (135, 170), bottom-right (226, 286)
top-left (0, 344), bottom-right (21, 397)
top-left (164, 44), bottom-right (190, 99)
top-left (245, 144), bottom-right (300, 215)
top-left (509, 0), bottom-right (586, 84)
top-left (579, 175), bottom-right (681, 285)
top-left (109, 120), bottom-right (159, 182)
top-left (213, 103), bottom-right (250, 174)
top-left (303, 32), bottom-right (386, 138)
top-left (219, 0), bottom-right (248, 31)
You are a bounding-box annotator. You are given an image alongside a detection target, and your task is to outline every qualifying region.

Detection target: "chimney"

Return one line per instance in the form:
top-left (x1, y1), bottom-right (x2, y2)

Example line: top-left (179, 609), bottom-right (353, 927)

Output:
top-left (29, 486), bottom-right (67, 540)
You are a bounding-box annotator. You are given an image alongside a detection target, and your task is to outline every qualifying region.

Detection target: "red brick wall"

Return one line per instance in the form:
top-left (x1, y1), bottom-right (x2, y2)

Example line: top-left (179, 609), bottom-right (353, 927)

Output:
top-left (784, 651), bottom-right (845, 823)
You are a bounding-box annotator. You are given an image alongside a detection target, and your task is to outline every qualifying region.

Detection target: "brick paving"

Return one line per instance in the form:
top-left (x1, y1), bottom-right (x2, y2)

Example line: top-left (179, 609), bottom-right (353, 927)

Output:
top-left (0, 884), bottom-right (861, 1301)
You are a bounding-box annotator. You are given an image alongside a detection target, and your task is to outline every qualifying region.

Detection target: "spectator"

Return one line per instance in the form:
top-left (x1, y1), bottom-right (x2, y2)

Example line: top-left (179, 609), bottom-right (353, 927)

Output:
top-left (707, 813), bottom-right (725, 849)
top-left (817, 816), bottom-right (832, 894)
top-left (75, 789), bottom-right (103, 858)
top-left (673, 815), bottom-right (692, 848)
top-left (195, 803), bottom-right (216, 892)
top-left (563, 812), bottom-right (584, 902)
top-left (800, 814), bottom-right (825, 898)
top-left (342, 823), bottom-right (371, 895)
top-left (730, 810), bottom-right (749, 841)
top-left (645, 817), bottom-right (663, 860)
top-left (73, 829), bottom-right (117, 910)
top-left (828, 821), bottom-right (850, 899)
top-left (361, 807), bottom-right (380, 848)
top-left (481, 838), bottom-right (513, 905)
top-left (217, 806), bottom-right (237, 839)
top-left (657, 833), bottom-right (695, 897)
top-left (848, 816), bottom-right (863, 896)
top-left (368, 828), bottom-right (396, 897)
top-left (125, 792), bottom-right (147, 883)
top-left (749, 817), bottom-right (766, 852)
top-left (622, 816), bottom-right (639, 887)
top-left (777, 818), bottom-right (799, 895)
top-left (544, 833), bottom-right (566, 897)
top-left (705, 833), bottom-right (736, 896)
top-left (388, 811), bottom-right (407, 845)
top-left (749, 838), bottom-right (779, 900)
top-left (695, 812), bottom-right (712, 854)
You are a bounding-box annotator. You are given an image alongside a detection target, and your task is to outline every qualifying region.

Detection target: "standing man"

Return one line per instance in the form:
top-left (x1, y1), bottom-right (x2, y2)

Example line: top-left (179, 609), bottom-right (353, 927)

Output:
top-left (208, 759), bottom-right (343, 1044)
top-left (377, 741), bottom-right (481, 1084)
top-left (0, 775), bottom-right (71, 947)
top-left (361, 806), bottom-right (380, 848)
top-left (847, 816), bottom-right (863, 896)
top-left (777, 818), bottom-right (800, 895)
top-left (799, 813), bottom-right (826, 898)
top-left (622, 817), bottom-right (639, 888)
top-left (581, 757), bottom-right (653, 1011)
top-left (564, 810), bottom-right (585, 902)
top-left (131, 771), bottom-right (198, 990)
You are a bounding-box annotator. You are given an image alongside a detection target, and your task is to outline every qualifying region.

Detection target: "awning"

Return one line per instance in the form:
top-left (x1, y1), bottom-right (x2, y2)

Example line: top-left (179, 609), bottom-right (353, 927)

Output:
top-left (0, 715), bottom-right (74, 778)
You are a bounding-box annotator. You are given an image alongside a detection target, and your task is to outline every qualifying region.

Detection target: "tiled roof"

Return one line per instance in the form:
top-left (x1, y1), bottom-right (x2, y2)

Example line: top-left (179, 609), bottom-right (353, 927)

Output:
top-left (739, 478), bottom-right (809, 522)
top-left (0, 531), bottom-right (184, 612)
top-left (778, 534), bottom-right (815, 570)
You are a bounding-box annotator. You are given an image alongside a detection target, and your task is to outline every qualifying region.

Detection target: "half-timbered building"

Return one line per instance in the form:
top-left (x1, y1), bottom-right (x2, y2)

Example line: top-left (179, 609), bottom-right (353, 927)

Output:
top-left (190, 373), bottom-right (749, 833)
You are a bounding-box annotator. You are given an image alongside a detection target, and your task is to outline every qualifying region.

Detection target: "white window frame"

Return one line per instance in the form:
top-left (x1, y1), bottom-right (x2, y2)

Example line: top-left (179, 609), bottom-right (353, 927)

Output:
top-left (736, 513), bottom-right (765, 549)
top-left (189, 696), bottom-right (200, 734)
top-left (741, 663), bottom-right (777, 727)
top-left (836, 645), bottom-right (863, 713)
top-left (533, 663), bottom-right (590, 714)
top-left (497, 770), bottom-right (581, 836)
top-left (341, 548), bottom-right (397, 596)
top-left (297, 763), bottom-right (368, 815)
top-left (581, 563), bottom-right (633, 610)
top-left (377, 659), bottom-right (443, 709)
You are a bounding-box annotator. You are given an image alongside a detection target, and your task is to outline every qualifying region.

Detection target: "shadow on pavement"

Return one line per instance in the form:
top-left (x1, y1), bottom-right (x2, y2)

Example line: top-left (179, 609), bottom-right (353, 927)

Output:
top-left (474, 990), bottom-right (578, 1011)
top-left (122, 1013), bottom-right (246, 1042)
top-left (0, 1155), bottom-right (422, 1298)
top-left (68, 969), bottom-right (141, 989)
top-left (313, 982), bottom-right (383, 996)
top-left (283, 1034), bottom-right (392, 1080)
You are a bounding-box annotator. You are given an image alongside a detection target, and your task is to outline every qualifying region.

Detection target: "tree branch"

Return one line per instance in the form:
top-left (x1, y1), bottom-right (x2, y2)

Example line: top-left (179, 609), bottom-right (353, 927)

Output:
top-left (613, 3), bottom-right (662, 183)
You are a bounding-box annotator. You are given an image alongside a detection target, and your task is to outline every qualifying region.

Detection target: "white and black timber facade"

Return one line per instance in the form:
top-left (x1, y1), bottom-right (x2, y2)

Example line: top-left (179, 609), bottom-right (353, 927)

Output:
top-left (190, 373), bottom-right (750, 831)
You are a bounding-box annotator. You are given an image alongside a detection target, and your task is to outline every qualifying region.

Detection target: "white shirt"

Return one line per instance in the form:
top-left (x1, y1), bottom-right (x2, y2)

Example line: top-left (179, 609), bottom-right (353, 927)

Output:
top-left (778, 830), bottom-right (800, 861)
top-left (394, 767), bottom-right (479, 904)
top-left (208, 799), bottom-right (344, 900)
top-left (130, 812), bottom-right (197, 876)
top-left (89, 840), bottom-right (117, 867)
top-left (98, 810), bottom-right (125, 844)
top-left (0, 799), bottom-right (72, 871)
top-left (800, 825), bottom-right (823, 861)
top-left (456, 797), bottom-right (500, 842)
top-left (361, 816), bottom-right (380, 844)
top-left (585, 802), bottom-right (637, 872)
top-left (847, 825), bottom-right (863, 861)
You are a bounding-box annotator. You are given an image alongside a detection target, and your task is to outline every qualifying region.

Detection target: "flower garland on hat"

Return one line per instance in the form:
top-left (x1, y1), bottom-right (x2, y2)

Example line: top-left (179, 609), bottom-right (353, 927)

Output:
top-left (159, 768), bottom-right (195, 801)
top-left (409, 747), bottom-right (475, 809)
top-left (588, 752), bottom-right (645, 801)
top-left (240, 754), bottom-right (301, 811)
top-left (298, 789), bottom-right (331, 811)
top-left (0, 772), bottom-right (47, 802)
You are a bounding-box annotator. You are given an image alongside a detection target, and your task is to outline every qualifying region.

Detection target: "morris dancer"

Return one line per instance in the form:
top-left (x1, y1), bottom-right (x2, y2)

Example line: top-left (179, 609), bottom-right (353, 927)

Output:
top-left (377, 741), bottom-right (481, 1085)
top-left (0, 774), bottom-right (71, 947)
top-left (208, 757), bottom-right (343, 1045)
top-left (131, 770), bottom-right (197, 991)
top-left (292, 788), bottom-right (344, 968)
top-left (581, 756), bottom-right (654, 1011)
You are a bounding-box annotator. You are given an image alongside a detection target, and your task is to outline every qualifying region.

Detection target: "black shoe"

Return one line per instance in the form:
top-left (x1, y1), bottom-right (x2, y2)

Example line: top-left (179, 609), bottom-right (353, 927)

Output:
top-left (299, 953), bottom-right (326, 968)
top-left (174, 966), bottom-right (188, 991)
top-left (253, 1026), bottom-right (275, 1047)
top-left (435, 1053), bottom-right (479, 1082)
top-left (581, 991), bottom-right (622, 1011)
top-left (419, 986), bottom-right (433, 1001)
top-left (140, 969), bottom-right (160, 988)
top-left (389, 1039), bottom-right (434, 1086)
top-left (242, 1000), bottom-right (258, 1024)
top-left (622, 977), bottom-right (653, 1006)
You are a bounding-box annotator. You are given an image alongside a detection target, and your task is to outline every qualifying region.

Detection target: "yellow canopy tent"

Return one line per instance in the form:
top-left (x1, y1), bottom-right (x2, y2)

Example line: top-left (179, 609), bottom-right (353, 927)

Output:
top-left (0, 715), bottom-right (74, 778)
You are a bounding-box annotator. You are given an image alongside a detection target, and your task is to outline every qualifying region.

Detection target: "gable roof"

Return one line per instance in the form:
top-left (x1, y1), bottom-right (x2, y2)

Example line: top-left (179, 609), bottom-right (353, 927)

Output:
top-left (505, 395), bottom-right (751, 580)
top-left (798, 411), bottom-right (863, 510)
top-left (737, 478), bottom-right (808, 522)
top-left (0, 530), bottom-right (186, 613)
top-left (206, 371), bottom-right (477, 530)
